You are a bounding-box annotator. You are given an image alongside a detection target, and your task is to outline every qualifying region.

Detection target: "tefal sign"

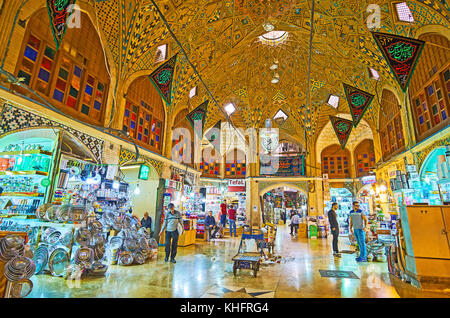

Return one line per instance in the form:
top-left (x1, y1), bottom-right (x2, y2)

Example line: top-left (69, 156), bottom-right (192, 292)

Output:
top-left (228, 179), bottom-right (246, 192)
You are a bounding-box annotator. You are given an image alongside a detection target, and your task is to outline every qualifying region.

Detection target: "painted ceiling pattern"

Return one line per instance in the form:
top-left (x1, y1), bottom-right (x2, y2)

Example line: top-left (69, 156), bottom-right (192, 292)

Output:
top-left (90, 0), bottom-right (449, 145)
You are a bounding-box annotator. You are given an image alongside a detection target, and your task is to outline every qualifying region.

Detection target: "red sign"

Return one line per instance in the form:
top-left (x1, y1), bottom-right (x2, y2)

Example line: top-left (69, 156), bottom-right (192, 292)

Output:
top-left (228, 179), bottom-right (246, 192)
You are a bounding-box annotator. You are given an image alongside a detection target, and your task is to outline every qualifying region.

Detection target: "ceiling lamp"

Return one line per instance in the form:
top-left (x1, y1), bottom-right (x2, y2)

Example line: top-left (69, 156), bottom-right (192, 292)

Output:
top-left (263, 22), bottom-right (275, 32)
top-left (271, 78), bottom-right (279, 84)
top-left (224, 103), bottom-right (236, 116)
top-left (326, 94), bottom-right (340, 109)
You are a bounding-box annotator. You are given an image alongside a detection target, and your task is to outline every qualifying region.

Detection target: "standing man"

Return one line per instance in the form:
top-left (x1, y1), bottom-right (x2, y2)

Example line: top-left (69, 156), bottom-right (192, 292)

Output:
top-left (328, 203), bottom-right (341, 258)
top-left (349, 201), bottom-right (368, 263)
top-left (220, 200), bottom-right (228, 228)
top-left (159, 203), bottom-right (183, 263)
top-left (205, 211), bottom-right (219, 241)
top-left (227, 204), bottom-right (237, 237)
top-left (141, 212), bottom-right (152, 236)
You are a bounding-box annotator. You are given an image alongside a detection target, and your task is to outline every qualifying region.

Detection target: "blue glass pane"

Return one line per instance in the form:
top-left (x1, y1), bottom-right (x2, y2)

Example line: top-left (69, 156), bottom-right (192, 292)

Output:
top-left (130, 121), bottom-right (136, 129)
top-left (53, 89), bottom-right (64, 102)
top-left (442, 111), bottom-right (447, 120)
top-left (156, 135), bottom-right (159, 142)
top-left (419, 116), bottom-right (424, 124)
top-left (146, 115), bottom-right (150, 121)
top-left (94, 101), bottom-right (101, 110)
top-left (138, 133), bottom-right (142, 141)
top-left (428, 85), bottom-right (434, 96)
top-left (144, 129), bottom-right (148, 135)
top-left (85, 85), bottom-right (93, 95)
top-left (74, 66), bottom-right (82, 77)
top-left (125, 109), bottom-right (130, 117)
top-left (38, 68), bottom-right (50, 82)
top-left (24, 46), bottom-right (37, 61)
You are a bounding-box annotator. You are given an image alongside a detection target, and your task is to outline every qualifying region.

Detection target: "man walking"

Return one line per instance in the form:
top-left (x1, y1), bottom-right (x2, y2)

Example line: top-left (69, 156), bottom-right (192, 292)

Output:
top-left (349, 201), bottom-right (368, 263)
top-left (205, 211), bottom-right (219, 241)
top-left (290, 212), bottom-right (300, 237)
top-left (220, 200), bottom-right (228, 228)
top-left (159, 203), bottom-right (183, 263)
top-left (227, 204), bottom-right (237, 237)
top-left (328, 203), bottom-right (341, 258)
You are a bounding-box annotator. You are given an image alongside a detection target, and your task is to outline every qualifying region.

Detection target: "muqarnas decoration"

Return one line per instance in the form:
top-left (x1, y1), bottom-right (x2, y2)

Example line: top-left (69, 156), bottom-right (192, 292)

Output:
top-left (47, 0), bottom-right (77, 49)
top-left (343, 83), bottom-right (374, 127)
top-left (149, 54), bottom-right (178, 105)
top-left (186, 100), bottom-right (209, 139)
top-left (372, 32), bottom-right (425, 92)
top-left (329, 116), bottom-right (353, 149)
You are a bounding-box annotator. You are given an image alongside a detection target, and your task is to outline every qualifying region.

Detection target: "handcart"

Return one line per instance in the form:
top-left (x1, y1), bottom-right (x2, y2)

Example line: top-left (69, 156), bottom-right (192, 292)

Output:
top-left (232, 230), bottom-right (264, 277)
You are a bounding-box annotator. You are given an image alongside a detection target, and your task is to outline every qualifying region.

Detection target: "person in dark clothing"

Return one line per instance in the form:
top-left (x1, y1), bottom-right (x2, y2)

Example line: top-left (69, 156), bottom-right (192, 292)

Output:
top-left (205, 211), bottom-right (219, 241)
top-left (328, 203), bottom-right (341, 257)
top-left (141, 212), bottom-right (152, 235)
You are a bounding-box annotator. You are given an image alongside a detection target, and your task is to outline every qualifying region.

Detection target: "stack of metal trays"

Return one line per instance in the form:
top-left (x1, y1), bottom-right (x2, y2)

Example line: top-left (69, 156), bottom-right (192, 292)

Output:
top-left (4, 256), bottom-right (35, 281)
top-left (0, 235), bottom-right (25, 262)
top-left (118, 251), bottom-right (134, 266)
top-left (74, 246), bottom-right (94, 269)
top-left (33, 244), bottom-right (49, 275)
top-left (75, 227), bottom-right (92, 246)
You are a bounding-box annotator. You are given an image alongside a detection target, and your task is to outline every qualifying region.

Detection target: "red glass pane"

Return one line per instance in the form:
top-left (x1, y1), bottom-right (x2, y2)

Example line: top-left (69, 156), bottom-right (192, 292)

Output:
top-left (28, 34), bottom-right (41, 50)
top-left (67, 96), bottom-right (77, 108)
top-left (87, 75), bottom-right (95, 85)
top-left (131, 113), bottom-right (136, 121)
top-left (56, 78), bottom-right (66, 91)
top-left (41, 57), bottom-right (52, 71)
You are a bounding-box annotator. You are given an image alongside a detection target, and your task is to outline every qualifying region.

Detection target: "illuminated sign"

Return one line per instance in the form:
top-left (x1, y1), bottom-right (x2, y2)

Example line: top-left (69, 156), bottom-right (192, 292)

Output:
top-left (138, 165), bottom-right (150, 180)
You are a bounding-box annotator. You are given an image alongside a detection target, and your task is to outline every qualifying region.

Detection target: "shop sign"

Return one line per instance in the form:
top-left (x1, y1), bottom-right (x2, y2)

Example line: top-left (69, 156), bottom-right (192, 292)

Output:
top-left (138, 165), bottom-right (150, 180)
top-left (165, 179), bottom-right (182, 191)
top-left (260, 155), bottom-right (305, 176)
top-left (228, 179), bottom-right (246, 192)
top-left (361, 175), bottom-right (376, 185)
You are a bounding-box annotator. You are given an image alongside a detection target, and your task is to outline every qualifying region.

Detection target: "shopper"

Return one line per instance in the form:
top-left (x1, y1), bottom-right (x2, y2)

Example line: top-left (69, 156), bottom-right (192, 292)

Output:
top-left (205, 211), bottom-right (219, 241)
top-left (291, 212), bottom-right (300, 237)
top-left (289, 210), bottom-right (296, 235)
top-left (228, 204), bottom-right (237, 237)
top-left (220, 199), bottom-right (228, 228)
top-left (159, 203), bottom-right (183, 264)
top-left (349, 201), bottom-right (368, 263)
top-left (328, 203), bottom-right (341, 258)
top-left (281, 211), bottom-right (286, 224)
top-left (141, 212), bottom-right (152, 236)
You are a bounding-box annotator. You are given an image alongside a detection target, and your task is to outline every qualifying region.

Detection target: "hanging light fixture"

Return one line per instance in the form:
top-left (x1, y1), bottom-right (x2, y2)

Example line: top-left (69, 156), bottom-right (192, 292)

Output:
top-left (134, 184), bottom-right (141, 195)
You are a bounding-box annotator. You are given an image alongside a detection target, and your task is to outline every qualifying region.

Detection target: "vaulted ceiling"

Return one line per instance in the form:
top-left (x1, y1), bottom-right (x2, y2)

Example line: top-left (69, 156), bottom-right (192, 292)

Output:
top-left (92, 0), bottom-right (449, 145)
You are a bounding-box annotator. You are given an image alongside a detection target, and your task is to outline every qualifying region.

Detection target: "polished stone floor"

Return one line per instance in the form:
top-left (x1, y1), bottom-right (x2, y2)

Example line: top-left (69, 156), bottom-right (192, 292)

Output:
top-left (28, 225), bottom-right (400, 298)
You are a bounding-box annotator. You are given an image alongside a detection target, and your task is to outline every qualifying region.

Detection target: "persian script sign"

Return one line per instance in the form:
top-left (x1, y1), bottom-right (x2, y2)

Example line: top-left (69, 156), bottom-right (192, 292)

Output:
top-left (343, 83), bottom-right (374, 127)
top-left (372, 32), bottom-right (425, 92)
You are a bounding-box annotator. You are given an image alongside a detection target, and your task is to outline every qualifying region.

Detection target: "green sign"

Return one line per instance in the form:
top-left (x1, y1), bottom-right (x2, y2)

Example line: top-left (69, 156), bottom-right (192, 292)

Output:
top-left (41, 178), bottom-right (51, 187)
top-left (138, 165), bottom-right (150, 180)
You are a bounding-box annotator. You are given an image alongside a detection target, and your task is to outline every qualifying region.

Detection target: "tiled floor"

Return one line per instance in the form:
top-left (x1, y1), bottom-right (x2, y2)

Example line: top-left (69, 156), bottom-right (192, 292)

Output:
top-left (27, 225), bottom-right (400, 298)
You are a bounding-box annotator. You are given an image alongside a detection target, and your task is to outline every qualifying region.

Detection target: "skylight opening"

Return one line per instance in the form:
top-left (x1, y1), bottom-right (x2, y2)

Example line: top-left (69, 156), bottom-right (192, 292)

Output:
top-left (395, 2), bottom-right (414, 23)
top-left (273, 109), bottom-right (288, 122)
top-left (154, 44), bottom-right (168, 64)
top-left (189, 86), bottom-right (197, 99)
top-left (326, 95), bottom-right (340, 109)
top-left (259, 31), bottom-right (288, 46)
top-left (224, 103), bottom-right (236, 116)
top-left (368, 67), bottom-right (380, 81)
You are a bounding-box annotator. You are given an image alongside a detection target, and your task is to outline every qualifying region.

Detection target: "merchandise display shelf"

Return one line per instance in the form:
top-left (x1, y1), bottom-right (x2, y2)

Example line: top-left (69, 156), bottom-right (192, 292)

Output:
top-left (0, 150), bottom-right (53, 157)
top-left (0, 171), bottom-right (48, 176)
